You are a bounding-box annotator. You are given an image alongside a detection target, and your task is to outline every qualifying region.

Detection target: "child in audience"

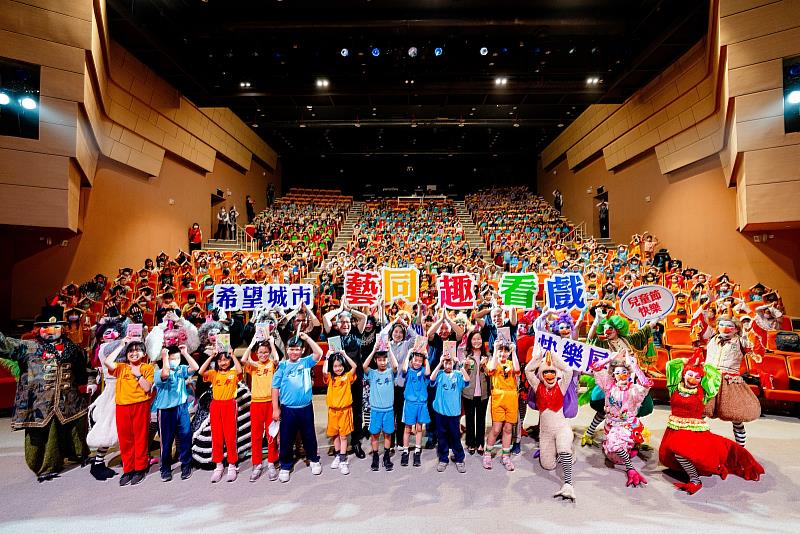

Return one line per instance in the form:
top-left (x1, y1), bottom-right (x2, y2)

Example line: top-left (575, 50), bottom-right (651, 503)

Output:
top-left (483, 340), bottom-right (521, 471)
top-left (363, 342), bottom-right (399, 471)
top-left (152, 343), bottom-right (199, 482)
top-left (242, 337), bottom-right (279, 482)
top-left (104, 338), bottom-right (154, 486)
top-left (430, 354), bottom-right (470, 473)
top-left (400, 351), bottom-right (430, 468)
top-left (271, 332), bottom-right (324, 483)
top-left (198, 349), bottom-right (243, 483)
top-left (323, 348), bottom-right (358, 475)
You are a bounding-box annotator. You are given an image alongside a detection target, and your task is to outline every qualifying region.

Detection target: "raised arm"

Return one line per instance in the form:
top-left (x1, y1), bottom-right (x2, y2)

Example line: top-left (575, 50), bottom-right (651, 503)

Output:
top-left (322, 305), bottom-right (344, 334)
top-left (301, 332), bottom-right (324, 363)
top-left (159, 348), bottom-right (171, 380)
top-left (103, 339), bottom-right (128, 371)
top-left (182, 345), bottom-right (200, 373)
top-left (429, 358), bottom-right (443, 381)
top-left (524, 357), bottom-right (540, 389)
top-left (349, 307), bottom-right (368, 332)
top-left (427, 309), bottom-right (446, 340)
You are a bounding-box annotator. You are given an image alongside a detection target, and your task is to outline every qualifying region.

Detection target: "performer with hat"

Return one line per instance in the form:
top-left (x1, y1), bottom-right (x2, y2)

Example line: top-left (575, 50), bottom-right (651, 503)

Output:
top-left (0, 303), bottom-right (95, 481)
top-left (660, 349), bottom-right (764, 494)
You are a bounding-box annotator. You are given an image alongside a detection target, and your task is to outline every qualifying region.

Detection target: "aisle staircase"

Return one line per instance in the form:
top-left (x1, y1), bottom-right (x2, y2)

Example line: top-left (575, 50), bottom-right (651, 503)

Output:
top-left (454, 200), bottom-right (493, 257)
top-left (301, 201), bottom-right (364, 284)
top-left (204, 224), bottom-right (255, 252)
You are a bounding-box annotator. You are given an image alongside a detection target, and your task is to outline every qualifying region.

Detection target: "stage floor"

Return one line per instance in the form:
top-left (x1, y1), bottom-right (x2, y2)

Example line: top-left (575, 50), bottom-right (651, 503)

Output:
top-left (0, 398), bottom-right (798, 534)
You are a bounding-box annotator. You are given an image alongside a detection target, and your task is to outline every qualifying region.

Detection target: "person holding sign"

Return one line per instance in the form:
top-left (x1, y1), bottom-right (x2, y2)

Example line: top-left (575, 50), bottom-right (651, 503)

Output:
top-left (659, 350), bottom-right (764, 495)
top-left (588, 349), bottom-right (653, 488)
top-left (525, 350), bottom-right (577, 501)
top-left (271, 333), bottom-right (325, 483)
top-left (322, 348), bottom-right (358, 476)
top-left (197, 341), bottom-right (243, 483)
top-left (483, 339), bottom-right (521, 471)
top-left (430, 354), bottom-right (470, 473)
top-left (242, 337), bottom-right (280, 482)
top-left (582, 312), bottom-right (657, 447)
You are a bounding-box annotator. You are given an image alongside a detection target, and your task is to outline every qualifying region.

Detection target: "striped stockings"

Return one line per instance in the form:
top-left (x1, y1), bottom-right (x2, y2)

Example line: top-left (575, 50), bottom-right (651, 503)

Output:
top-left (558, 452), bottom-right (573, 485)
top-left (585, 413), bottom-right (604, 438)
top-left (616, 448), bottom-right (635, 471)
top-left (732, 422), bottom-right (746, 447)
top-left (674, 454), bottom-right (701, 484)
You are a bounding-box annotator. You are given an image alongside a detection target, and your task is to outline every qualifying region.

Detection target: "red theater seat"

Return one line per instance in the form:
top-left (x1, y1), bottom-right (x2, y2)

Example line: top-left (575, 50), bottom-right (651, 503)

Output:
top-left (760, 354), bottom-right (800, 402)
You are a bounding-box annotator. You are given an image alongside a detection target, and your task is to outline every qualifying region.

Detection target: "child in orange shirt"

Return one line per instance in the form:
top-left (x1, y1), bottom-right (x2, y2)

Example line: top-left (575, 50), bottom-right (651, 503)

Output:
top-left (104, 338), bottom-right (154, 486)
top-left (198, 349), bottom-right (243, 483)
top-left (483, 339), bottom-right (520, 472)
top-left (323, 349), bottom-right (358, 475)
top-left (242, 337), bottom-right (279, 482)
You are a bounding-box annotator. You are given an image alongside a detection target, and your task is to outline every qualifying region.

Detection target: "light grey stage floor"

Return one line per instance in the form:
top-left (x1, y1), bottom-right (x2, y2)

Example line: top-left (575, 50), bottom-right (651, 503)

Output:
top-left (0, 397), bottom-right (798, 534)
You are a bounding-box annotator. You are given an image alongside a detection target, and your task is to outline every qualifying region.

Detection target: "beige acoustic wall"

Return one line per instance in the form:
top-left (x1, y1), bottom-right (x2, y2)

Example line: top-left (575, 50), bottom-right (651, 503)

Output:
top-left (9, 153), bottom-right (278, 319)
top-left (538, 152), bottom-right (800, 313)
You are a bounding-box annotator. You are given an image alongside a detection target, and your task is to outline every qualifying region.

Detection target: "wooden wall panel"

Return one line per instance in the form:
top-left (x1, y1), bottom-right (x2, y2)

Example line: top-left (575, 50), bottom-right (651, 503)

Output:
top-left (743, 181), bottom-right (800, 225)
top-left (720, 0), bottom-right (779, 17)
top-left (0, 184), bottom-right (68, 227)
top-left (0, 29), bottom-right (84, 72)
top-left (734, 88), bottom-right (784, 122)
top-left (743, 144), bottom-right (800, 185)
top-left (728, 59), bottom-right (782, 97)
top-left (727, 26), bottom-right (800, 69)
top-left (14, 0), bottom-right (92, 20)
top-left (0, 0), bottom-right (92, 49)
top-left (720, 0), bottom-right (800, 45)
top-left (0, 148), bottom-right (68, 188)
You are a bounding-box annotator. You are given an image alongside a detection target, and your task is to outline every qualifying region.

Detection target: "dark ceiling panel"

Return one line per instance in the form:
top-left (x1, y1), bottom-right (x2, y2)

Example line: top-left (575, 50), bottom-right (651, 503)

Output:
top-left (107, 0), bottom-right (709, 189)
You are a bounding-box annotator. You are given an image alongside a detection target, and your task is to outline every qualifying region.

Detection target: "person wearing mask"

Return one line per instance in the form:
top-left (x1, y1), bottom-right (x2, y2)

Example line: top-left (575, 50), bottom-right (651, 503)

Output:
top-left (188, 223), bottom-right (202, 252)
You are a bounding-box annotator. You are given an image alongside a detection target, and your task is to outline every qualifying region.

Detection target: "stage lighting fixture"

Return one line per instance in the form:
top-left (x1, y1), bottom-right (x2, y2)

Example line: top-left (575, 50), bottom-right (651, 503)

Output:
top-left (372, 48), bottom-right (380, 57)
top-left (787, 90), bottom-right (800, 104)
top-left (20, 96), bottom-right (37, 110)
top-left (408, 47), bottom-right (418, 57)
top-left (0, 92), bottom-right (9, 105)
top-left (480, 47), bottom-right (488, 56)
top-left (341, 48), bottom-right (349, 57)
top-left (434, 47), bottom-right (443, 56)
top-left (316, 78), bottom-right (330, 88)
top-left (494, 77), bottom-right (507, 86)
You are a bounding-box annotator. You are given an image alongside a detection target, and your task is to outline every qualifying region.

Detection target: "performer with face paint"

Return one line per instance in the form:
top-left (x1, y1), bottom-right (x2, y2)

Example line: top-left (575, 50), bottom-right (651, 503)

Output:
top-left (589, 348), bottom-right (653, 488)
top-left (582, 311), bottom-right (657, 447)
top-left (659, 349), bottom-right (764, 494)
top-left (703, 315), bottom-right (762, 447)
top-left (525, 350), bottom-right (578, 501)
top-left (0, 304), bottom-right (95, 481)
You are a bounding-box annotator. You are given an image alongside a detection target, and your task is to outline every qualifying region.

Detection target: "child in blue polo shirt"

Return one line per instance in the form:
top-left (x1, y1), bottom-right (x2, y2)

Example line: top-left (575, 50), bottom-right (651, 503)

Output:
top-left (400, 351), bottom-right (430, 468)
top-left (152, 344), bottom-right (199, 482)
top-left (271, 333), bottom-right (324, 483)
top-left (363, 343), bottom-right (398, 472)
top-left (430, 355), bottom-right (470, 473)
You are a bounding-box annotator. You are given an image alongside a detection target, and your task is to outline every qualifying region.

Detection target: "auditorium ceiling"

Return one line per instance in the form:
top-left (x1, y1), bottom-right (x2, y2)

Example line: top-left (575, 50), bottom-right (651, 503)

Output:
top-left (108, 0), bottom-right (709, 192)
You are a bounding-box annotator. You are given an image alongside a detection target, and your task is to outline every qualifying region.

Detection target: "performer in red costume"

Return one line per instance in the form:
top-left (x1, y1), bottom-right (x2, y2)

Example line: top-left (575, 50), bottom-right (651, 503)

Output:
top-left (659, 349), bottom-right (764, 495)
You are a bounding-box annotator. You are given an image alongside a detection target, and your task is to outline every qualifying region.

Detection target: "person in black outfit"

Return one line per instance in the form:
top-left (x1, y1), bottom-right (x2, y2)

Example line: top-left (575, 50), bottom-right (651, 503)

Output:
top-left (597, 200), bottom-right (609, 238)
top-left (246, 195), bottom-right (256, 224)
top-left (553, 188), bottom-right (563, 213)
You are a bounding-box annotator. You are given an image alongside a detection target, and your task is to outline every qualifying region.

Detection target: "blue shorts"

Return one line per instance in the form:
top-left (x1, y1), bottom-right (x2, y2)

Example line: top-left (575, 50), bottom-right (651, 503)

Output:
top-left (403, 401), bottom-right (430, 425)
top-left (369, 408), bottom-right (395, 435)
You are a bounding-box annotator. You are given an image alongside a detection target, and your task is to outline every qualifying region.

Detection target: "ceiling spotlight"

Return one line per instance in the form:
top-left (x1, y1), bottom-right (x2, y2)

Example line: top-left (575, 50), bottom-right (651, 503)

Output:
top-left (513, 122), bottom-right (520, 128)
top-left (239, 81), bottom-right (251, 88)
top-left (586, 77), bottom-right (600, 85)
top-left (0, 92), bottom-right (9, 106)
top-left (494, 77), bottom-right (508, 86)
top-left (20, 97), bottom-right (37, 110)
top-left (480, 47), bottom-right (488, 56)
top-left (434, 47), bottom-right (443, 56)
top-left (408, 47), bottom-right (418, 58)
top-left (341, 48), bottom-right (349, 57)
top-left (787, 90), bottom-right (800, 104)
top-left (299, 123), bottom-right (307, 128)
top-left (371, 47), bottom-right (380, 57)
top-left (557, 123), bottom-right (564, 127)
top-left (316, 78), bottom-right (330, 88)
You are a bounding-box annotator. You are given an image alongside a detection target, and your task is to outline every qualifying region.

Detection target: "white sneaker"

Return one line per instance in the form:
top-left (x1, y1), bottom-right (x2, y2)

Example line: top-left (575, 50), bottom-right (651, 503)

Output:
top-left (331, 456), bottom-right (341, 470)
top-left (210, 465), bottom-right (224, 483)
top-left (267, 464), bottom-right (278, 481)
top-left (339, 461), bottom-right (350, 475)
top-left (310, 461), bottom-right (323, 475)
top-left (278, 469), bottom-right (291, 483)
top-left (249, 465), bottom-right (263, 482)
top-left (226, 465), bottom-right (239, 482)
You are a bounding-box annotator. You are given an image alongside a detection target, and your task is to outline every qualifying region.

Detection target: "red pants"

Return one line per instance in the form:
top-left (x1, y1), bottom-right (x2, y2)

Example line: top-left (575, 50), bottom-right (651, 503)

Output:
top-left (210, 399), bottom-right (239, 464)
top-left (250, 401), bottom-right (279, 465)
top-left (116, 400), bottom-right (152, 473)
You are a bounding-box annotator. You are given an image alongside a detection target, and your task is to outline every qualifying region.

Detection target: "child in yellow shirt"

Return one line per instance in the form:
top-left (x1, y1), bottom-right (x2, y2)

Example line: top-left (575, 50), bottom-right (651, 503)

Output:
top-left (483, 340), bottom-right (520, 472)
top-left (198, 350), bottom-right (242, 483)
top-left (104, 339), bottom-right (154, 486)
top-left (242, 337), bottom-right (279, 482)
top-left (323, 349), bottom-right (358, 475)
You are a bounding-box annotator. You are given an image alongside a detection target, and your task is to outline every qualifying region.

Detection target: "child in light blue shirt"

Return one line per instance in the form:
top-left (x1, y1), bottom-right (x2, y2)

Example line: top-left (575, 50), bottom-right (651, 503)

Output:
top-left (430, 356), bottom-right (470, 473)
top-left (363, 345), bottom-right (398, 472)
